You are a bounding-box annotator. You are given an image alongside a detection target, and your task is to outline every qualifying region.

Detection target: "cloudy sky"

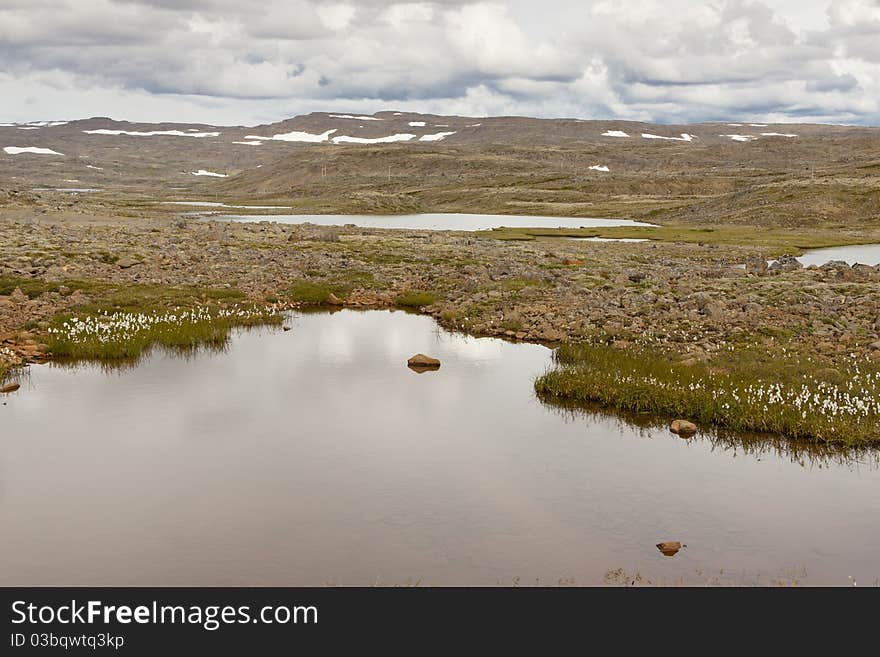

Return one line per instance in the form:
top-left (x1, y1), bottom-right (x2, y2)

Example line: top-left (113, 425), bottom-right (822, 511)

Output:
top-left (1, 0), bottom-right (879, 126)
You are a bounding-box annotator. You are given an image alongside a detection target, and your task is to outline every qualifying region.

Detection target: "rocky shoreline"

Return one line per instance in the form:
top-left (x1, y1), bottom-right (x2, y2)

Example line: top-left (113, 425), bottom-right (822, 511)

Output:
top-left (2, 214), bottom-right (880, 373)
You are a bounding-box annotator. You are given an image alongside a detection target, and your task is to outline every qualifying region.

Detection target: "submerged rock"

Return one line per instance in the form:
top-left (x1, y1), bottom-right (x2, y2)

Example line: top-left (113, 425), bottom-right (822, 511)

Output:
top-left (669, 419), bottom-right (697, 435)
top-left (656, 541), bottom-right (683, 557)
top-left (407, 354), bottom-right (441, 371)
top-left (0, 382), bottom-right (20, 393)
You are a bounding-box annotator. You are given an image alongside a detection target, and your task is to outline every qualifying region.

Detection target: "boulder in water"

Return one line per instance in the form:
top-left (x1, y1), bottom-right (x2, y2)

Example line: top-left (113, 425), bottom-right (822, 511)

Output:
top-left (670, 419), bottom-right (697, 435)
top-left (407, 354), bottom-right (440, 372)
top-left (656, 541), bottom-right (684, 557)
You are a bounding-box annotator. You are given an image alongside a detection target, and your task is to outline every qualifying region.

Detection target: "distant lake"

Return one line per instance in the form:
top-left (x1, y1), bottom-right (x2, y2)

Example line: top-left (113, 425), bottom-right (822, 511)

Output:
top-left (798, 244), bottom-right (880, 267)
top-left (211, 212), bottom-right (656, 231)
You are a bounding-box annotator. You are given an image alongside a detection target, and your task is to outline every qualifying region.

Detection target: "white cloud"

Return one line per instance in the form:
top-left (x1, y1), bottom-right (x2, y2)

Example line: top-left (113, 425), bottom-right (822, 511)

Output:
top-left (0, 0), bottom-right (877, 125)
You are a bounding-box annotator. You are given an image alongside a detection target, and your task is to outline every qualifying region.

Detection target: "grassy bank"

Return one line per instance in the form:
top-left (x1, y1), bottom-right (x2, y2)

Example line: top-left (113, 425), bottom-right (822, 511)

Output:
top-left (535, 343), bottom-right (880, 445)
top-left (45, 306), bottom-right (280, 360)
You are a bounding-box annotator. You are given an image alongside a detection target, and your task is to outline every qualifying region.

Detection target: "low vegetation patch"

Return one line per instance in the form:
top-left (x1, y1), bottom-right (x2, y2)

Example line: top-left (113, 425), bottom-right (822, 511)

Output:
top-left (0, 275), bottom-right (103, 299)
top-left (285, 280), bottom-right (351, 304)
top-left (394, 290), bottom-right (437, 308)
top-left (535, 343), bottom-right (880, 445)
top-left (45, 306), bottom-right (280, 360)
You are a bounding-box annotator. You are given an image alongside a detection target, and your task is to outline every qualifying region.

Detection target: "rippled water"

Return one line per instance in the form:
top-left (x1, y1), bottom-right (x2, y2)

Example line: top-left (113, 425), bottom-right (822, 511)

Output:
top-left (213, 212), bottom-right (656, 231)
top-left (2, 310), bottom-right (878, 586)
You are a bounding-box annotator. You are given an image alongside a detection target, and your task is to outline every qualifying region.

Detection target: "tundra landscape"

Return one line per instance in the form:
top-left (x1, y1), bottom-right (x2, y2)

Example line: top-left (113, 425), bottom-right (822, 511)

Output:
top-left (2, 113), bottom-right (879, 444)
top-left (3, 0), bottom-right (880, 591)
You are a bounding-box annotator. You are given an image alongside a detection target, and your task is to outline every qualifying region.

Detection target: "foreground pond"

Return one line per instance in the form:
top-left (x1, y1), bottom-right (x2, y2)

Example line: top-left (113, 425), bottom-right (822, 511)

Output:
top-left (2, 310), bottom-right (878, 585)
top-left (213, 212), bottom-right (655, 231)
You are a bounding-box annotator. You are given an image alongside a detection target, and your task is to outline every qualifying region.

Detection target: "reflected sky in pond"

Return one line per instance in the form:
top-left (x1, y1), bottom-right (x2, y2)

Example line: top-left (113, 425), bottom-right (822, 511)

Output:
top-left (212, 212), bottom-right (656, 231)
top-left (1, 310), bottom-right (878, 585)
top-left (798, 243), bottom-right (880, 267)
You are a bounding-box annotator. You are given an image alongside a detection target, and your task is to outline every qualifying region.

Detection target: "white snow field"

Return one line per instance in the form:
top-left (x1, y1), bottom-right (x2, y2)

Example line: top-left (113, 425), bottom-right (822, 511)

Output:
top-left (720, 134), bottom-right (757, 142)
top-left (418, 131), bottom-right (456, 142)
top-left (588, 165), bottom-right (610, 172)
top-left (84, 129), bottom-right (220, 138)
top-left (329, 114), bottom-right (383, 121)
top-left (244, 129), bottom-right (336, 143)
top-left (331, 133), bottom-right (416, 144)
top-left (641, 133), bottom-right (695, 141)
top-left (602, 130), bottom-right (629, 137)
top-left (191, 170), bottom-right (227, 177)
top-left (4, 146), bottom-right (64, 155)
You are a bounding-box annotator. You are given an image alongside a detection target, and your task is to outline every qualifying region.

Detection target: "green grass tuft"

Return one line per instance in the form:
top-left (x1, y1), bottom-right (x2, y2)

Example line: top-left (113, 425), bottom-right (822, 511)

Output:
top-left (286, 280), bottom-right (348, 304)
top-left (535, 343), bottom-right (880, 445)
top-left (394, 290), bottom-right (437, 308)
top-left (44, 306), bottom-right (281, 361)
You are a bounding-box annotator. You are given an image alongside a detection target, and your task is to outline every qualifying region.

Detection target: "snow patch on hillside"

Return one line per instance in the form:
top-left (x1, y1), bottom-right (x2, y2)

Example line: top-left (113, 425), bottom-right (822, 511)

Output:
top-left (85, 129), bottom-right (220, 138)
top-left (419, 131), bottom-right (456, 142)
top-left (4, 146), bottom-right (64, 155)
top-left (408, 121), bottom-right (426, 127)
top-left (589, 165), bottom-right (610, 172)
top-left (602, 130), bottom-right (629, 137)
top-left (329, 114), bottom-right (382, 121)
top-left (191, 169), bottom-right (227, 177)
top-left (332, 133), bottom-right (415, 144)
top-left (641, 133), bottom-right (695, 141)
top-left (245, 129), bottom-right (336, 143)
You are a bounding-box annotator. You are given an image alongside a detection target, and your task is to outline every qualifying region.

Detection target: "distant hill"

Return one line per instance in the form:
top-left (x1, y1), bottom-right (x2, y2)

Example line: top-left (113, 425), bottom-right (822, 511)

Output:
top-left (1, 112), bottom-right (878, 226)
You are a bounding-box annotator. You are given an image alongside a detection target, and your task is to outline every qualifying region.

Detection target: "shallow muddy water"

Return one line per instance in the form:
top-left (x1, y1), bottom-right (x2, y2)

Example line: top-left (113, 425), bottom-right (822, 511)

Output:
top-left (2, 310), bottom-right (878, 585)
top-left (213, 212), bottom-right (655, 231)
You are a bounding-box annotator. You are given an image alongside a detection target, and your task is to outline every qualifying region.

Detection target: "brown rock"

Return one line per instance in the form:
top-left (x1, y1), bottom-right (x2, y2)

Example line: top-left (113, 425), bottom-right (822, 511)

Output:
top-left (407, 354), bottom-right (441, 371)
top-left (117, 257), bottom-right (141, 269)
top-left (656, 541), bottom-right (683, 557)
top-left (0, 382), bottom-right (20, 394)
top-left (670, 419), bottom-right (697, 435)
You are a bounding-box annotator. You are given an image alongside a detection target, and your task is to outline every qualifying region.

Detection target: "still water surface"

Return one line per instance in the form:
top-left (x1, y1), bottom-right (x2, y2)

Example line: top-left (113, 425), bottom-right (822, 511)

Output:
top-left (215, 212), bottom-right (655, 231)
top-left (2, 310), bottom-right (878, 585)
top-left (797, 243), bottom-right (880, 267)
